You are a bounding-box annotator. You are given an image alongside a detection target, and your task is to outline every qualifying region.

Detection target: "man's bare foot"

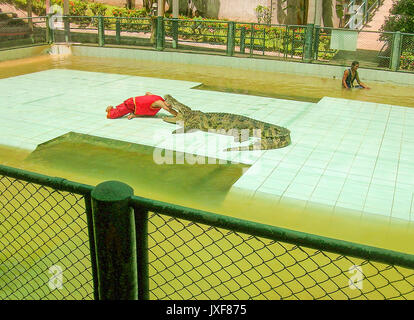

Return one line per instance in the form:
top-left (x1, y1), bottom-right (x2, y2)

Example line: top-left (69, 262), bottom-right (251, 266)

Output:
top-left (127, 113), bottom-right (136, 120)
top-left (106, 106), bottom-right (113, 112)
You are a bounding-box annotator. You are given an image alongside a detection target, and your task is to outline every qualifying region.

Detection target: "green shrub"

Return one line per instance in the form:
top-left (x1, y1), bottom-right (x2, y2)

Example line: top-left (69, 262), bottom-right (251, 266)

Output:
top-left (254, 5), bottom-right (271, 24)
top-left (89, 2), bottom-right (107, 16)
top-left (32, 0), bottom-right (46, 15)
top-left (400, 52), bottom-right (414, 71)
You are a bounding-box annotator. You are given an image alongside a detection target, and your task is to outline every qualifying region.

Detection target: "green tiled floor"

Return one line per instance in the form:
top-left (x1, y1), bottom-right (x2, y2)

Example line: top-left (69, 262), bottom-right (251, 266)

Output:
top-left (1, 70), bottom-right (413, 222)
top-left (239, 97), bottom-right (414, 222)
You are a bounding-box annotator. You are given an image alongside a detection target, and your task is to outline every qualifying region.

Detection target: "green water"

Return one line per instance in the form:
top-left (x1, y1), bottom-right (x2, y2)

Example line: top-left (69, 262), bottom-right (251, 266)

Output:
top-left (1, 54), bottom-right (414, 107)
top-left (25, 132), bottom-right (249, 206)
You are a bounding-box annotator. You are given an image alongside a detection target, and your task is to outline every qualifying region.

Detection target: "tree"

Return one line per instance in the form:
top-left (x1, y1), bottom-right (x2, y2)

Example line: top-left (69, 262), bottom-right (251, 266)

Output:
top-left (27, 0), bottom-right (33, 29)
top-left (322, 0), bottom-right (333, 27)
top-left (380, 0), bottom-right (414, 33)
top-left (144, 0), bottom-right (156, 12)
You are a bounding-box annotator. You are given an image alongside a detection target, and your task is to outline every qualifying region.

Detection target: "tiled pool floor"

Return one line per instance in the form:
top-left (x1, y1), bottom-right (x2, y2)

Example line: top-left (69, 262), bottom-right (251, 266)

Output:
top-left (1, 69), bottom-right (413, 222)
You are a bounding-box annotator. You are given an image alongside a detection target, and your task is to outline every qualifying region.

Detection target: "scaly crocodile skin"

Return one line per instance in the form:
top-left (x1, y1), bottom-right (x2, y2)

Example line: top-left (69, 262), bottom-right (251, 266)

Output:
top-left (163, 95), bottom-right (291, 151)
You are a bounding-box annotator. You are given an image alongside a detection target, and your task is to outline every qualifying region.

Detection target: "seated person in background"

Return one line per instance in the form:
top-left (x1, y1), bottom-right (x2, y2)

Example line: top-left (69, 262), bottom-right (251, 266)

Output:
top-left (342, 61), bottom-right (370, 89)
top-left (106, 92), bottom-right (177, 119)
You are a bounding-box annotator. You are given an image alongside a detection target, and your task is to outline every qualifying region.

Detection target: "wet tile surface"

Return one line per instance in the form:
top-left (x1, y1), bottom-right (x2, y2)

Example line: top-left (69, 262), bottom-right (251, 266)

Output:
top-left (1, 69), bottom-right (413, 222)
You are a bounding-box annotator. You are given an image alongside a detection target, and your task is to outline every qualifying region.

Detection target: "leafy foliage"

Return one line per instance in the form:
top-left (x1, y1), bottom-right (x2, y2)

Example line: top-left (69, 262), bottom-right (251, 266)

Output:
top-left (381, 0), bottom-right (414, 33)
top-left (89, 2), bottom-right (107, 16)
top-left (254, 5), bottom-right (272, 24)
top-left (380, 0), bottom-right (414, 71)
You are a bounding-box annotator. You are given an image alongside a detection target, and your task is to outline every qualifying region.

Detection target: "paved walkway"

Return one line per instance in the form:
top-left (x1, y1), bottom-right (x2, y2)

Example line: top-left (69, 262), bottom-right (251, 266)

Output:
top-left (0, 3), bottom-right (37, 18)
top-left (357, 0), bottom-right (394, 51)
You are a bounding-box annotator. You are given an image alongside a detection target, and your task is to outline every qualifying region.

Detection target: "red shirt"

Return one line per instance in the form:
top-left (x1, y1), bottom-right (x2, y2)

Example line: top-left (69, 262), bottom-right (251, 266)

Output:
top-left (134, 95), bottom-right (164, 116)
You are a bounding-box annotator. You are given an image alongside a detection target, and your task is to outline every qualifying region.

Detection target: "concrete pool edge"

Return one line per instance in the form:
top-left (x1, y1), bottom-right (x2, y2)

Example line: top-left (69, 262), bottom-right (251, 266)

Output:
top-left (2, 43), bottom-right (414, 86)
top-left (65, 44), bottom-right (414, 87)
top-left (0, 45), bottom-right (51, 62)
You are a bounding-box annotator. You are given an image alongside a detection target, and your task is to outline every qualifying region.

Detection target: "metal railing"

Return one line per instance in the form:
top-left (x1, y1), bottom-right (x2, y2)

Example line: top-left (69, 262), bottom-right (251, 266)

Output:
top-left (1, 14), bottom-right (413, 71)
top-left (344, 0), bottom-right (384, 29)
top-left (313, 26), bottom-right (397, 70)
top-left (400, 33), bottom-right (414, 72)
top-left (0, 165), bottom-right (96, 300)
top-left (0, 16), bottom-right (48, 49)
top-left (2, 164), bottom-right (414, 300)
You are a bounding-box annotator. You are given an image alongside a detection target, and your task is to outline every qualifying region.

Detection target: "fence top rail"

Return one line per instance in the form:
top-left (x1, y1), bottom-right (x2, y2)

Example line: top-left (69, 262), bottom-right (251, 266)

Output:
top-left (10, 14), bottom-right (414, 38)
top-left (164, 17), bottom-right (229, 24)
top-left (10, 16), bottom-right (47, 21)
top-left (314, 25), bottom-right (395, 35)
top-left (0, 164), bottom-right (93, 196)
top-left (130, 194), bottom-right (414, 270)
top-left (63, 15), bottom-right (151, 20)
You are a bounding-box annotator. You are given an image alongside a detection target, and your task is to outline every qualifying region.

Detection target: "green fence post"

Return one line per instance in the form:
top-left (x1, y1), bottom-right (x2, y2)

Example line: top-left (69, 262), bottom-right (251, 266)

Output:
top-left (156, 16), bottom-right (165, 51)
top-left (283, 25), bottom-right (289, 59)
top-left (249, 24), bottom-right (254, 57)
top-left (98, 16), bottom-right (105, 47)
top-left (240, 26), bottom-right (246, 53)
top-left (84, 193), bottom-right (99, 300)
top-left (64, 16), bottom-right (70, 43)
top-left (313, 26), bottom-right (320, 60)
top-left (116, 19), bottom-right (121, 44)
top-left (49, 16), bottom-right (55, 44)
top-left (46, 15), bottom-right (51, 44)
top-left (134, 206), bottom-right (149, 300)
top-left (390, 31), bottom-right (402, 71)
top-left (172, 18), bottom-right (179, 49)
top-left (304, 23), bottom-right (314, 62)
top-left (226, 21), bottom-right (235, 56)
top-left (91, 181), bottom-right (137, 300)
top-left (262, 28), bottom-right (265, 55)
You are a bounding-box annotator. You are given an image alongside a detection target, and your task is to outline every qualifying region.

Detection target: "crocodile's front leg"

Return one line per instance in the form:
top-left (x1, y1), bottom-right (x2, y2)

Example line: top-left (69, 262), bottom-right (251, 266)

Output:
top-left (162, 116), bottom-right (178, 124)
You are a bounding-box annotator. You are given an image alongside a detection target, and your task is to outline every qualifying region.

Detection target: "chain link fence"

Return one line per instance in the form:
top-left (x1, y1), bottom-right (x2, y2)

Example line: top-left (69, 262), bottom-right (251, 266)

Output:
top-left (0, 173), bottom-right (94, 300)
top-left (2, 165), bottom-right (414, 300)
top-left (2, 14), bottom-right (413, 74)
top-left (147, 212), bottom-right (414, 300)
top-left (0, 15), bottom-right (47, 49)
top-left (56, 16), bottom-right (154, 47)
top-left (313, 27), bottom-right (394, 70)
top-left (164, 18), bottom-right (229, 53)
top-left (400, 33), bottom-right (414, 72)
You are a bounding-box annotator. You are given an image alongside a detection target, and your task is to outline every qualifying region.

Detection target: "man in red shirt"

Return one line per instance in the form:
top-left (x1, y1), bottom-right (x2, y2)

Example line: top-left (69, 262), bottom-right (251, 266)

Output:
top-left (106, 92), bottom-right (178, 119)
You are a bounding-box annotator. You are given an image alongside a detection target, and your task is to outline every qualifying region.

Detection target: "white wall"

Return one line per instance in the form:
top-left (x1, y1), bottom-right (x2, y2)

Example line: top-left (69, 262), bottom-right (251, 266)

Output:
top-left (95, 0), bottom-right (340, 26)
top-left (213, 0), bottom-right (268, 22)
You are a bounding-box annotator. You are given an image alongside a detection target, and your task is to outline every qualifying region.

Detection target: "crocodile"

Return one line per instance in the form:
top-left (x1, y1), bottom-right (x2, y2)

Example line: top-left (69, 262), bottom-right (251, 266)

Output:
top-left (162, 94), bottom-right (291, 151)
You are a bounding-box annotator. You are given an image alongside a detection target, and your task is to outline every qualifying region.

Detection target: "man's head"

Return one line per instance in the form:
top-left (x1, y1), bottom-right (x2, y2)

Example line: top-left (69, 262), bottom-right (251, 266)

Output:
top-left (351, 61), bottom-right (359, 70)
top-left (164, 95), bottom-right (192, 115)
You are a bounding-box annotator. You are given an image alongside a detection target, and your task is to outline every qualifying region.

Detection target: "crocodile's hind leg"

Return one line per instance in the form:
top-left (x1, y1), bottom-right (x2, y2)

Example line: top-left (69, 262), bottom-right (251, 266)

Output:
top-left (229, 128), bottom-right (250, 143)
top-left (261, 135), bottom-right (291, 150)
top-left (172, 126), bottom-right (196, 134)
top-left (224, 135), bottom-right (291, 151)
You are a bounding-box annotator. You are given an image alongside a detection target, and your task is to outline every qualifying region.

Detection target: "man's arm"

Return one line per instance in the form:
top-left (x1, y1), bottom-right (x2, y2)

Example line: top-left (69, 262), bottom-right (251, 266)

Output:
top-left (356, 73), bottom-right (370, 89)
top-left (342, 70), bottom-right (349, 88)
top-left (152, 100), bottom-right (178, 116)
